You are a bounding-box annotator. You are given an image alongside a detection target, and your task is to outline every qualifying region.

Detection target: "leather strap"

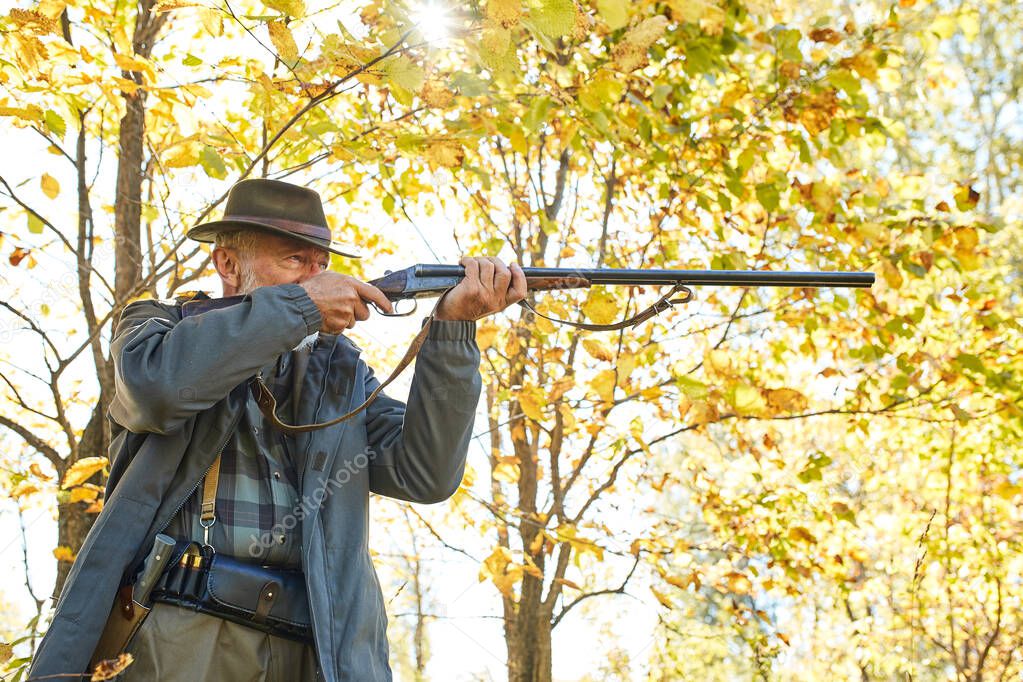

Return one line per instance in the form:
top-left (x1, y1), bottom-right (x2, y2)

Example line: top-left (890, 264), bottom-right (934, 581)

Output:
top-left (252, 284), bottom-right (692, 434)
top-left (200, 454), bottom-right (221, 546)
top-left (251, 290), bottom-right (451, 435)
top-left (518, 283), bottom-right (693, 332)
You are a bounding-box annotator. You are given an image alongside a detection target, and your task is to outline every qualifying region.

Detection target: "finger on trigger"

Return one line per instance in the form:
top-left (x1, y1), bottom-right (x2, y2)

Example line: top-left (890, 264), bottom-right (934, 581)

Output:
top-left (357, 281), bottom-right (393, 314)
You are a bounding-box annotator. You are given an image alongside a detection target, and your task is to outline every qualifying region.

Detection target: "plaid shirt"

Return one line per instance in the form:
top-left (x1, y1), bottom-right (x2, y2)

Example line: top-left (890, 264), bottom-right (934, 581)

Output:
top-left (166, 353), bottom-right (304, 567)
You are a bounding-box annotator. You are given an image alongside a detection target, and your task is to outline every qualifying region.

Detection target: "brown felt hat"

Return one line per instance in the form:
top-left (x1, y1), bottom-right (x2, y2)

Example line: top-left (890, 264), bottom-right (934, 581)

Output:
top-left (187, 178), bottom-right (360, 258)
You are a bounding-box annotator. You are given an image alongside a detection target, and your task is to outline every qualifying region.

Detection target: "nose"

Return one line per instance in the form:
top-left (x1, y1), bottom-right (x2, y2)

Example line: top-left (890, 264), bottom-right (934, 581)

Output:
top-left (295, 257), bottom-right (326, 283)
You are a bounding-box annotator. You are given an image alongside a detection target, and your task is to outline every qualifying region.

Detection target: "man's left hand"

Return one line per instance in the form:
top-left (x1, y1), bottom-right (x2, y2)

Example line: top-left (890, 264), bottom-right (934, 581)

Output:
top-left (434, 257), bottom-right (527, 321)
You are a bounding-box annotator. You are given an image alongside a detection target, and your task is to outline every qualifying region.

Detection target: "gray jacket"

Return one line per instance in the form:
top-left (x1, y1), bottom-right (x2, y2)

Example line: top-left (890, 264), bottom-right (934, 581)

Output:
top-left (29, 283), bottom-right (481, 680)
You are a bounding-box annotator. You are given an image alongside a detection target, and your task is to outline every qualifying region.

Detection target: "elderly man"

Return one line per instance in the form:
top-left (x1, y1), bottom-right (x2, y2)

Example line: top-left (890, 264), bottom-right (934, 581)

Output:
top-left (30, 179), bottom-right (525, 681)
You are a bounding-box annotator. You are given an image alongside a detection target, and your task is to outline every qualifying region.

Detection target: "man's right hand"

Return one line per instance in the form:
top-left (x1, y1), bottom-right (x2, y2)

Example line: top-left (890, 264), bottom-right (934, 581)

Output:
top-left (299, 272), bottom-right (393, 333)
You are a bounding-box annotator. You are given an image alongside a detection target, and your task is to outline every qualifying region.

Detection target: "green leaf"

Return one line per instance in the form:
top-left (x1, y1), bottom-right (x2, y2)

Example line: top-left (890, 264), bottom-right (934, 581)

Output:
top-left (386, 56), bottom-right (425, 92)
top-left (579, 73), bottom-right (625, 111)
top-left (676, 376), bottom-right (708, 400)
top-left (756, 182), bottom-right (780, 212)
top-left (597, 0), bottom-right (628, 30)
top-left (524, 96), bottom-right (553, 132)
top-left (532, 0), bottom-right (576, 37)
top-left (382, 194), bottom-right (395, 216)
top-left (183, 53), bottom-right (203, 66)
top-left (483, 236), bottom-right (505, 255)
top-left (199, 145), bottom-right (227, 179)
top-left (775, 28), bottom-right (803, 61)
top-left (954, 353), bottom-right (984, 374)
top-left (44, 109), bottom-right (66, 138)
top-left (27, 212), bottom-right (43, 234)
top-left (452, 72), bottom-right (488, 97)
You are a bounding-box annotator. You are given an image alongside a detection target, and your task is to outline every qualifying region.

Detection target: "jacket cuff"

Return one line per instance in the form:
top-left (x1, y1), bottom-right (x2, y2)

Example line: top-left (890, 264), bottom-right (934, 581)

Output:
top-left (277, 283), bottom-right (323, 335)
top-left (425, 318), bottom-right (477, 341)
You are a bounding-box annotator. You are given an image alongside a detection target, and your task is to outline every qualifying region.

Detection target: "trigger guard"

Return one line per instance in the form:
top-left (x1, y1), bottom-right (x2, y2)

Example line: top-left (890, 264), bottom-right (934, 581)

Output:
top-left (374, 299), bottom-right (417, 317)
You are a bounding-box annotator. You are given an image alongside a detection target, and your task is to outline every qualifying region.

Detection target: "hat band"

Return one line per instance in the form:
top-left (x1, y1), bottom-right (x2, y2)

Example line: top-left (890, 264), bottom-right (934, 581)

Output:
top-left (228, 214), bottom-right (332, 244)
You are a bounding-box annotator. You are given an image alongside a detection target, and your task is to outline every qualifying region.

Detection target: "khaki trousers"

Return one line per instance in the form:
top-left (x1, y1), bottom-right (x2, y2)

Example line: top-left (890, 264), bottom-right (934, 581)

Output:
top-left (120, 602), bottom-right (320, 682)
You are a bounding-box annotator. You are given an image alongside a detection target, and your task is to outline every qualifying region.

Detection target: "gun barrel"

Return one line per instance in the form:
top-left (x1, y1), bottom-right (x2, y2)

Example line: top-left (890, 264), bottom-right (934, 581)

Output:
top-left (413, 264), bottom-right (875, 288)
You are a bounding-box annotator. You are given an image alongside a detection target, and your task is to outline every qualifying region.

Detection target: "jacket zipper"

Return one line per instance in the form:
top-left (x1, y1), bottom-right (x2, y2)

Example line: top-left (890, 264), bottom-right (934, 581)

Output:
top-left (155, 405), bottom-right (245, 538)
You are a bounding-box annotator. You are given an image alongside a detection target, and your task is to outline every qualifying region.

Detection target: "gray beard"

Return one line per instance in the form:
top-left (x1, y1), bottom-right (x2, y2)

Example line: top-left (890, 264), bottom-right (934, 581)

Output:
top-left (237, 267), bottom-right (319, 351)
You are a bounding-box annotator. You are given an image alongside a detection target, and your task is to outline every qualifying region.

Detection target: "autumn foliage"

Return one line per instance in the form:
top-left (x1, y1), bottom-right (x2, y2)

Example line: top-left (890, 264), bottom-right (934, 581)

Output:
top-left (1, 0), bottom-right (1021, 680)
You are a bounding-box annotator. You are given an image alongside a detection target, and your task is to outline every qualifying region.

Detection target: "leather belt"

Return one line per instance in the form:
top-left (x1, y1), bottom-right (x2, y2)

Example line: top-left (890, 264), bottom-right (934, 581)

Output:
top-left (151, 540), bottom-right (313, 643)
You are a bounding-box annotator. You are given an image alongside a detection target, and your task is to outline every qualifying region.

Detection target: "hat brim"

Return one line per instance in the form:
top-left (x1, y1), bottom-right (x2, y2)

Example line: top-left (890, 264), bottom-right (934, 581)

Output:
top-left (187, 219), bottom-right (361, 259)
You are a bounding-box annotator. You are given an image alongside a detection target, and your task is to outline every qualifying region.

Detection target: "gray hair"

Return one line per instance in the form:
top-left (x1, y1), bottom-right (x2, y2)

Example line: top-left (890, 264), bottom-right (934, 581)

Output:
top-left (214, 230), bottom-right (265, 294)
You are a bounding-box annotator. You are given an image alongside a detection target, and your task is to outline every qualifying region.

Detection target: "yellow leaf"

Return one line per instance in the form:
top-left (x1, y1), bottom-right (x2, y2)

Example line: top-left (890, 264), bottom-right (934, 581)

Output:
top-left (787, 526), bottom-right (816, 544)
top-left (878, 259), bottom-right (903, 290)
top-left (582, 288), bottom-right (619, 324)
top-left (420, 80), bottom-right (454, 108)
top-left (113, 52), bottom-right (152, 75)
top-left (582, 338), bottom-right (615, 362)
top-left (12, 480), bottom-right (42, 499)
top-left (703, 348), bottom-right (732, 376)
top-left (61, 456), bottom-right (108, 489)
top-left (578, 70), bottom-right (626, 111)
top-left (154, 0), bottom-right (202, 11)
top-left (611, 15), bottom-right (668, 71)
top-left (555, 577), bottom-right (582, 590)
top-left (37, 0), bottom-right (68, 19)
top-left (590, 369), bottom-right (617, 403)
top-left (548, 376), bottom-right (574, 402)
top-left (487, 0), bottom-right (521, 27)
top-left (41, 172), bottom-right (60, 199)
top-left (476, 322), bottom-right (499, 350)
top-left (70, 486), bottom-right (100, 503)
top-left (423, 139), bottom-right (464, 169)
top-left (0, 641), bottom-right (12, 665)
top-left (267, 22), bottom-right (299, 63)
top-left (163, 140), bottom-right (201, 168)
top-left (650, 586), bottom-right (675, 609)
top-left (29, 462), bottom-right (51, 480)
top-left (725, 572), bottom-right (752, 595)
top-left (765, 388), bottom-right (808, 413)
top-left (0, 105), bottom-right (44, 121)
top-left (689, 400), bottom-right (719, 425)
top-left (596, 0), bottom-right (628, 30)
top-left (53, 545), bottom-right (76, 562)
top-left (731, 383), bottom-right (767, 416)
top-left (482, 23), bottom-right (511, 57)
top-left (493, 456), bottom-right (520, 483)
top-left (531, 0), bottom-right (576, 38)
top-left (517, 383), bottom-right (546, 421)
top-left (522, 560), bottom-right (543, 579)
top-left (90, 652), bottom-right (135, 681)
top-left (260, 0), bottom-right (305, 17)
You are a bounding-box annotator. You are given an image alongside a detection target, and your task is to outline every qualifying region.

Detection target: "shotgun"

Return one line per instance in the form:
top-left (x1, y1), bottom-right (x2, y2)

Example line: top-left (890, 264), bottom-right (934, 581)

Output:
top-left (367, 264), bottom-right (875, 328)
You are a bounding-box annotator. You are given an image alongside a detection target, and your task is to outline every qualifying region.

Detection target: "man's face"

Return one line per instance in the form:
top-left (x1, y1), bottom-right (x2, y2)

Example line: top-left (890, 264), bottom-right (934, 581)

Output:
top-left (216, 232), bottom-right (330, 295)
top-left (241, 233), bottom-right (330, 290)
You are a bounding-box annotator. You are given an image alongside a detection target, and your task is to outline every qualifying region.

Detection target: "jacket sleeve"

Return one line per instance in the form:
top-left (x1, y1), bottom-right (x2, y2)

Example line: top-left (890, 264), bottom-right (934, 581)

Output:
top-left (108, 284), bottom-right (322, 435)
top-left (366, 319), bottom-right (481, 504)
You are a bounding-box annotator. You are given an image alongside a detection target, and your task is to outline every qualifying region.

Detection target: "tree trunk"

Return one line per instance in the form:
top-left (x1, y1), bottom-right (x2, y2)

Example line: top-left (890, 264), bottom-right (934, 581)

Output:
top-left (54, 402), bottom-right (108, 593)
top-left (506, 596), bottom-right (553, 682)
top-left (52, 0), bottom-right (164, 595)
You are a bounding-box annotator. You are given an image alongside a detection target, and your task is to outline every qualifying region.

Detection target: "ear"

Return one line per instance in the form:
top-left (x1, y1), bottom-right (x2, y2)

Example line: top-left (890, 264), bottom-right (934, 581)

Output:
top-left (212, 246), bottom-right (242, 294)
